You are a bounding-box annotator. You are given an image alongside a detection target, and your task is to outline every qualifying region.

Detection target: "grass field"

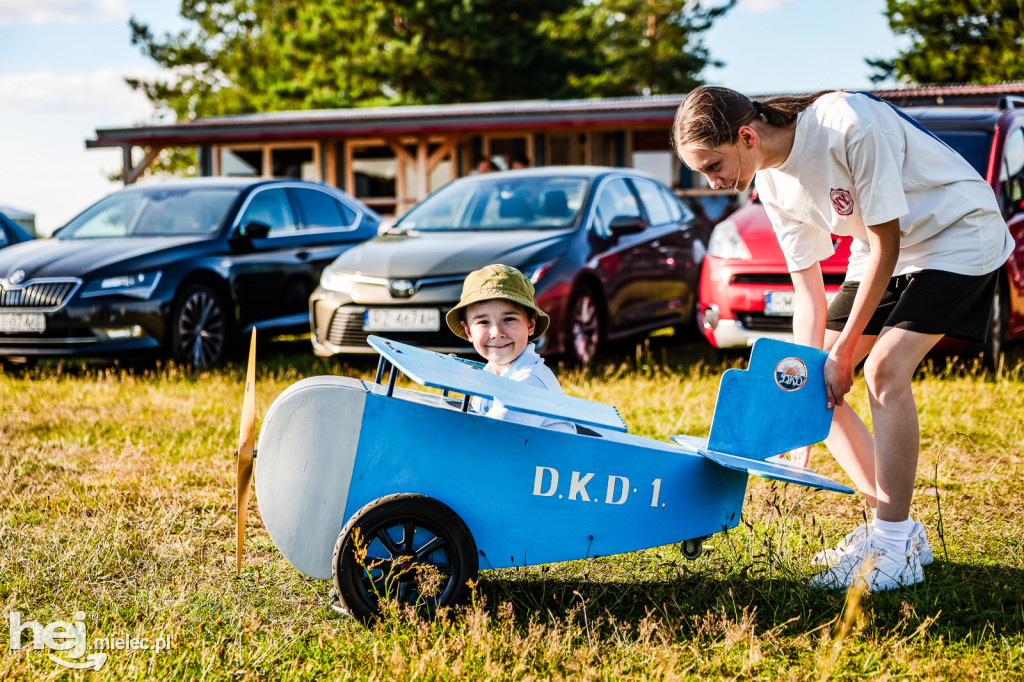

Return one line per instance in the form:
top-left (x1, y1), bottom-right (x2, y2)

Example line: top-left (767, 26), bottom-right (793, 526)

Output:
top-left (2, 337), bottom-right (1023, 680)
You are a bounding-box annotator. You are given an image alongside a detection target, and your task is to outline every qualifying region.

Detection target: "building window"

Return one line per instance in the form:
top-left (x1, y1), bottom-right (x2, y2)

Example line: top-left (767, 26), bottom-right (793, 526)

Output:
top-left (218, 144), bottom-right (319, 181)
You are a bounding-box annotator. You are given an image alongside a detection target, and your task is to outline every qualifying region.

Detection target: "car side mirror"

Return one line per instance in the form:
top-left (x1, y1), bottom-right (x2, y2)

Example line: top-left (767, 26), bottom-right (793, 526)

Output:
top-left (234, 221), bottom-right (271, 241)
top-left (609, 215), bottom-right (648, 235)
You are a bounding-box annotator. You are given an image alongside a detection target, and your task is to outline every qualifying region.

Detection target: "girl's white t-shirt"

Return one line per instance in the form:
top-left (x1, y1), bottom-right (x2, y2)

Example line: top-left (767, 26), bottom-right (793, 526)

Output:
top-left (755, 91), bottom-right (1013, 281)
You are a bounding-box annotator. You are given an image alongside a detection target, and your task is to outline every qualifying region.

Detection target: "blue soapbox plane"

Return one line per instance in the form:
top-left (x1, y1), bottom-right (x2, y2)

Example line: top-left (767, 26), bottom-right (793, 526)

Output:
top-left (234, 334), bottom-right (853, 621)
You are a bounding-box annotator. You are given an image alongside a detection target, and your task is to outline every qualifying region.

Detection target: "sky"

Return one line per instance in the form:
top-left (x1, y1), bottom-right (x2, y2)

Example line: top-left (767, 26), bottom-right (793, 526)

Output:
top-left (0, 0), bottom-right (907, 236)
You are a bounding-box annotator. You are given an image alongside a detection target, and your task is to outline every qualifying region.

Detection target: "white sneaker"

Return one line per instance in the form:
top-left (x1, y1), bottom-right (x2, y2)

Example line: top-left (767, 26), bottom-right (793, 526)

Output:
top-left (810, 536), bottom-right (924, 591)
top-left (812, 520), bottom-right (933, 567)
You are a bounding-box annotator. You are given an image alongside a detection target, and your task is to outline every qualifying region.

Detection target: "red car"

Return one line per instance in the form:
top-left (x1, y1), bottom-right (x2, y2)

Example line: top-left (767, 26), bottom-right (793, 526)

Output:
top-left (698, 100), bottom-right (1024, 366)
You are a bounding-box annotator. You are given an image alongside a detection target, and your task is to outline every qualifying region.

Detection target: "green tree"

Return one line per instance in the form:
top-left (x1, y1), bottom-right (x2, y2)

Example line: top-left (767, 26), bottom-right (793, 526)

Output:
top-left (560, 0), bottom-right (734, 97)
top-left (129, 0), bottom-right (734, 117)
top-left (869, 0), bottom-right (1024, 84)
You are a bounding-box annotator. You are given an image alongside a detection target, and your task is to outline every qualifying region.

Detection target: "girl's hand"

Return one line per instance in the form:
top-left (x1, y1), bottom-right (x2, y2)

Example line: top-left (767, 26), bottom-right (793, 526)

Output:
top-left (824, 351), bottom-right (853, 408)
top-left (787, 445), bottom-right (811, 468)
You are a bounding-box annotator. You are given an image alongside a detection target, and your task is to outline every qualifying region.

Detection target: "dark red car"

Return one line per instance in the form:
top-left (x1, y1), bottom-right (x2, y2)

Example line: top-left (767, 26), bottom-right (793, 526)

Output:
top-left (699, 100), bottom-right (1024, 366)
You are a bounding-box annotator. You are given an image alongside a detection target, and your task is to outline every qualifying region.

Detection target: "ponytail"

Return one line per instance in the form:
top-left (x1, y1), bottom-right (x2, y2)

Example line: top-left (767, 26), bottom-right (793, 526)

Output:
top-left (672, 86), bottom-right (835, 153)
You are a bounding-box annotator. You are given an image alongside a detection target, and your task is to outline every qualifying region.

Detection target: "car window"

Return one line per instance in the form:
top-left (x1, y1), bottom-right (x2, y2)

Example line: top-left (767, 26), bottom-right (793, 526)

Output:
top-left (593, 178), bottom-right (642, 237)
top-left (658, 184), bottom-right (695, 223)
top-left (659, 185), bottom-right (683, 223)
top-left (60, 188), bottom-right (238, 239)
top-left (631, 177), bottom-right (672, 225)
top-left (292, 187), bottom-right (357, 230)
top-left (1001, 127), bottom-right (1024, 217)
top-left (0, 227), bottom-right (8, 248)
top-left (239, 188), bottom-right (298, 236)
top-left (930, 130), bottom-right (992, 178)
top-left (396, 176), bottom-right (588, 230)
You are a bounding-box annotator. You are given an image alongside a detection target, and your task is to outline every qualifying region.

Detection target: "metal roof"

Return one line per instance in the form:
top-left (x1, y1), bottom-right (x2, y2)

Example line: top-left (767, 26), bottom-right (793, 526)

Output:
top-left (87, 95), bottom-right (689, 148)
top-left (87, 82), bottom-right (1024, 150)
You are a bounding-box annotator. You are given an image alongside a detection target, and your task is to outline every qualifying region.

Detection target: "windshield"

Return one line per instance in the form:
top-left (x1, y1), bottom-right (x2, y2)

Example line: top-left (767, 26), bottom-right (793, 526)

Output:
top-left (931, 130), bottom-right (993, 178)
top-left (59, 187), bottom-right (241, 239)
top-left (395, 176), bottom-right (589, 231)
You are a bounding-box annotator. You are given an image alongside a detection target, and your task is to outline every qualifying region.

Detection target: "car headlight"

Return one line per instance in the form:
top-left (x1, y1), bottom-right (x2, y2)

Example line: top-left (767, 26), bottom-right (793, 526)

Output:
top-left (320, 267), bottom-right (356, 293)
top-left (707, 220), bottom-right (751, 260)
top-left (521, 259), bottom-right (559, 285)
top-left (80, 271), bottom-right (162, 299)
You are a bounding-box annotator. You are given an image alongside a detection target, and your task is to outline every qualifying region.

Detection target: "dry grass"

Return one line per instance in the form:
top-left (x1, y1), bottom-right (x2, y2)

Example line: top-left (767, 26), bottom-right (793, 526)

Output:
top-left (1, 337), bottom-right (1022, 679)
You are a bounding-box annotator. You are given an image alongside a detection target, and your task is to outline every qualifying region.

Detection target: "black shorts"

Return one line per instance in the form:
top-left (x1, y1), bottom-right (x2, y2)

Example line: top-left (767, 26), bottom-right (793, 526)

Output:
top-left (825, 269), bottom-right (999, 343)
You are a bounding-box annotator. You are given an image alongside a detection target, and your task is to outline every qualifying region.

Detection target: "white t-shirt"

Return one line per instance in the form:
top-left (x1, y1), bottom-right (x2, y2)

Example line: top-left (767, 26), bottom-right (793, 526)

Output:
top-left (470, 343), bottom-right (576, 433)
top-left (755, 91), bottom-right (1014, 281)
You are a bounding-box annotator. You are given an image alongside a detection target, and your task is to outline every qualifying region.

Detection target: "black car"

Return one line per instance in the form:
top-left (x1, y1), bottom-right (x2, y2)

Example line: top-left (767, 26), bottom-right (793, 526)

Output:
top-left (310, 166), bottom-right (705, 364)
top-left (0, 211), bottom-right (35, 249)
top-left (0, 178), bottom-right (380, 368)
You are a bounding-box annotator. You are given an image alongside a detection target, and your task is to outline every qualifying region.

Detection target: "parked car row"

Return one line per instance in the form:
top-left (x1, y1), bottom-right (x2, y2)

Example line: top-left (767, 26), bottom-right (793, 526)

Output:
top-left (698, 100), bottom-right (1024, 367)
top-left (4, 95), bottom-right (1021, 372)
top-left (0, 168), bottom-right (706, 368)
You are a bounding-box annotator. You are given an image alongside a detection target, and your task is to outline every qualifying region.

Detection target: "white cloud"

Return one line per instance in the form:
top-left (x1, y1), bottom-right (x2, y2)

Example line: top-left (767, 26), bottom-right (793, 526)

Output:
top-left (0, 67), bottom-right (162, 235)
top-left (0, 68), bottom-right (158, 121)
top-left (737, 0), bottom-right (797, 12)
top-left (0, 0), bottom-right (128, 26)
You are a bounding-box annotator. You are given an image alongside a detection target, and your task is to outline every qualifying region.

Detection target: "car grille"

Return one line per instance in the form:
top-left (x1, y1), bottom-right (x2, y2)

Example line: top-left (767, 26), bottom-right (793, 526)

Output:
top-left (326, 309), bottom-right (469, 350)
top-left (327, 310), bottom-right (368, 347)
top-left (0, 279), bottom-right (81, 311)
top-left (731, 273), bottom-right (847, 286)
top-left (736, 312), bottom-right (794, 333)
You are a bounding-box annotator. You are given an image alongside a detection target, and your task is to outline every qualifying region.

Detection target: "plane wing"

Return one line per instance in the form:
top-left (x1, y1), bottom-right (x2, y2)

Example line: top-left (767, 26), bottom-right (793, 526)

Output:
top-left (368, 336), bottom-right (628, 432)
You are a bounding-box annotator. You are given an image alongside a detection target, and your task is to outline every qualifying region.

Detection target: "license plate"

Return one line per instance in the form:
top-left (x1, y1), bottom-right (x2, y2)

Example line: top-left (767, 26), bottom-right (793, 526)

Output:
top-left (363, 308), bottom-right (440, 332)
top-left (763, 291), bottom-right (838, 316)
top-left (0, 312), bottom-right (45, 333)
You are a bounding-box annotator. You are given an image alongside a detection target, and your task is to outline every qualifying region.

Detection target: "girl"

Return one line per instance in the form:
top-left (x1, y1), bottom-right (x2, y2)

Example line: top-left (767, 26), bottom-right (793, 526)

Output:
top-left (672, 87), bottom-right (1013, 591)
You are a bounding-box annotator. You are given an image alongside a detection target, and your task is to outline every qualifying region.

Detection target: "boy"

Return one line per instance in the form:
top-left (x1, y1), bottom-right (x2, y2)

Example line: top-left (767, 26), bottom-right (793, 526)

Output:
top-left (446, 264), bottom-right (575, 433)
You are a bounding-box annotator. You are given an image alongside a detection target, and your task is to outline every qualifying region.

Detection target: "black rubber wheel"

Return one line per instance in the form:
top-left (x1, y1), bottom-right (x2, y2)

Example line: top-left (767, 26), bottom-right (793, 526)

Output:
top-left (566, 283), bottom-right (603, 366)
top-left (979, 277), bottom-right (1008, 371)
top-left (332, 493), bottom-right (478, 622)
top-left (169, 283), bottom-right (229, 369)
top-left (680, 537), bottom-right (704, 560)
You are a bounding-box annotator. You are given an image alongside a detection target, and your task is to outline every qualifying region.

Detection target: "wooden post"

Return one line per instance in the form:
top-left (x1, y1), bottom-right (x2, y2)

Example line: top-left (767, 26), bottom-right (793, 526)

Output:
top-left (122, 145), bottom-right (164, 185)
top-left (343, 141), bottom-right (355, 198)
top-left (416, 138), bottom-right (428, 199)
top-left (323, 140), bottom-right (338, 187)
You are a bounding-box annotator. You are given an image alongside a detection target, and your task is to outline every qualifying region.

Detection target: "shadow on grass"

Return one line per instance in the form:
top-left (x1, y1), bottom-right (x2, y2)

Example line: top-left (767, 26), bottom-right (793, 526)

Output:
top-left (477, 560), bottom-right (1024, 638)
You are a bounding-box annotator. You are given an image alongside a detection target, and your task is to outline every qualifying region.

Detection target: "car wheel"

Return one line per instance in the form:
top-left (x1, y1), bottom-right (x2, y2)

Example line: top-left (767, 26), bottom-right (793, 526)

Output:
top-left (979, 277), bottom-right (1008, 371)
top-left (332, 493), bottom-right (478, 622)
top-left (169, 283), bottom-right (229, 369)
top-left (566, 283), bottom-right (603, 366)
top-left (0, 356), bottom-right (37, 373)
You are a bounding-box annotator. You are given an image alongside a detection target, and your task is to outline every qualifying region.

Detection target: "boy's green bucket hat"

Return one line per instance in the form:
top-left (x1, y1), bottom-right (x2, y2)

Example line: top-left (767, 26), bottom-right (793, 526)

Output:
top-left (446, 264), bottom-right (550, 342)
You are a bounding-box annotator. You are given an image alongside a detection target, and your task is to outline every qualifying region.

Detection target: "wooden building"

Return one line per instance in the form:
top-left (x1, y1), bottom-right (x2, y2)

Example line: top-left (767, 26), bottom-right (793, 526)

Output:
top-left (87, 81), bottom-right (1024, 218)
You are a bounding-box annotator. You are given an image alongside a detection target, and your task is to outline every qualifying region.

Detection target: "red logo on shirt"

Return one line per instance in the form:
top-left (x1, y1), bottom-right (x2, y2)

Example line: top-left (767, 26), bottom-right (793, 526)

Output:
top-left (830, 188), bottom-right (854, 216)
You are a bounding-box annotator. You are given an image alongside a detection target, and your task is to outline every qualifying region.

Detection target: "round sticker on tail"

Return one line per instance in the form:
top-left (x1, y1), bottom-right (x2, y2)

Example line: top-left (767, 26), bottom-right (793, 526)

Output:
top-left (774, 357), bottom-right (808, 392)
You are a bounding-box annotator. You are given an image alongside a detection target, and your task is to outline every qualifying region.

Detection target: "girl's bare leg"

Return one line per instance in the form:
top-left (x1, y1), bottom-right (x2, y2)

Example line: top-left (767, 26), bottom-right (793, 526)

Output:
top-left (861, 327), bottom-right (943, 522)
top-left (821, 330), bottom-right (878, 508)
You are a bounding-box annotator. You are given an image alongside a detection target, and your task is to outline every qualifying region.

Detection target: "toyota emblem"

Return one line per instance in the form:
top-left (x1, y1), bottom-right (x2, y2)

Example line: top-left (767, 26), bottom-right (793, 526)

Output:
top-left (389, 279), bottom-right (416, 298)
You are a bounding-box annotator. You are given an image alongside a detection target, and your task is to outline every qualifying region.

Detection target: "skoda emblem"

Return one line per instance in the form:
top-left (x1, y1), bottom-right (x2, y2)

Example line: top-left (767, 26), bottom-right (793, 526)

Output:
top-left (389, 279), bottom-right (416, 298)
top-left (9, 269), bottom-right (25, 285)
top-left (774, 357), bottom-right (807, 392)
